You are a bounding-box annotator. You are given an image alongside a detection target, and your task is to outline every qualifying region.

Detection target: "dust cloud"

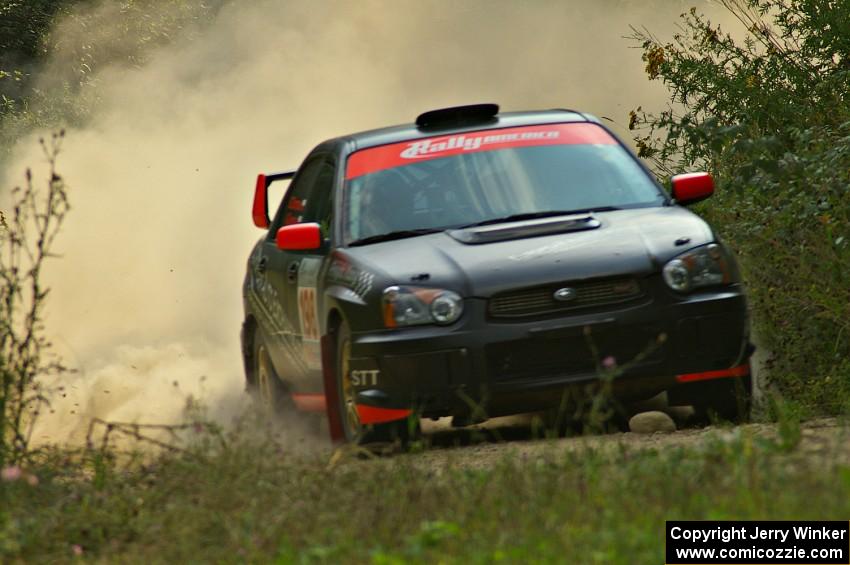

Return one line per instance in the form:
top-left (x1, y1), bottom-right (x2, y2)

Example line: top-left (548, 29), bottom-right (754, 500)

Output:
top-left (2, 0), bottom-right (736, 445)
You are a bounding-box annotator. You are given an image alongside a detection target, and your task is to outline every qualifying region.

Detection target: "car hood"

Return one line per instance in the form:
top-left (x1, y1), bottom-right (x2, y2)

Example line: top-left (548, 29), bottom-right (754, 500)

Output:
top-left (342, 206), bottom-right (714, 297)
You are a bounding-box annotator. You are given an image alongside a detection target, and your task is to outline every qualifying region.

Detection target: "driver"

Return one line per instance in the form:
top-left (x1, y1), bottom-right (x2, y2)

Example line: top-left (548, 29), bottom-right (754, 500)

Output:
top-left (358, 170), bottom-right (418, 238)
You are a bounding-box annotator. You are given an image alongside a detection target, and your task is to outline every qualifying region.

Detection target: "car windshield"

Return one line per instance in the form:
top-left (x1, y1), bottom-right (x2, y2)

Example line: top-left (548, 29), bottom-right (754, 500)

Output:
top-left (343, 122), bottom-right (665, 245)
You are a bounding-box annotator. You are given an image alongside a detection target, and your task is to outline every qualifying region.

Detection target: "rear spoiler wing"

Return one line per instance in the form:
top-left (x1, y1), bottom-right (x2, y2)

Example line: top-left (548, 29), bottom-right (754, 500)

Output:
top-left (252, 169), bottom-right (296, 229)
top-left (265, 169), bottom-right (296, 182)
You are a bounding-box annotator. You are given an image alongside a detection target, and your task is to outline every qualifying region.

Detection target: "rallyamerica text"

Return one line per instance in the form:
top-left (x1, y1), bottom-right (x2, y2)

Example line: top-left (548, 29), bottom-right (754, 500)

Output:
top-left (670, 525), bottom-right (848, 544)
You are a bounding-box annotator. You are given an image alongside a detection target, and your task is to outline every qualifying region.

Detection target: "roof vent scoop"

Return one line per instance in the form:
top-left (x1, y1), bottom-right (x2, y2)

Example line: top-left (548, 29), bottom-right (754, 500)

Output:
top-left (415, 103), bottom-right (499, 129)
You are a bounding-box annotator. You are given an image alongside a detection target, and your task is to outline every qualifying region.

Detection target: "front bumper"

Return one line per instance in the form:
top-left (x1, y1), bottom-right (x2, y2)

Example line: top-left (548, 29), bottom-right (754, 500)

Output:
top-left (349, 278), bottom-right (751, 419)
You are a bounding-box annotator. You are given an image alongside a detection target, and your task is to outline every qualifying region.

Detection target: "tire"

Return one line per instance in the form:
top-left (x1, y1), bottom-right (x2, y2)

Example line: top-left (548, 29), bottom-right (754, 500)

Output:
top-left (335, 321), bottom-right (417, 444)
top-left (691, 375), bottom-right (752, 424)
top-left (251, 330), bottom-right (289, 418)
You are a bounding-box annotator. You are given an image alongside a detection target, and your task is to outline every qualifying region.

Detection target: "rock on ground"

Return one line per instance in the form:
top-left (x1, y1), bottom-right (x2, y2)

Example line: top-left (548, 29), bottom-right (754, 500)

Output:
top-left (629, 411), bottom-right (677, 434)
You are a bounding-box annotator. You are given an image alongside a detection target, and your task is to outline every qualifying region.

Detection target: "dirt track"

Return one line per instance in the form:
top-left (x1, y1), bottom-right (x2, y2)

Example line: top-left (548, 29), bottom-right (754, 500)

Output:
top-left (401, 416), bottom-right (850, 470)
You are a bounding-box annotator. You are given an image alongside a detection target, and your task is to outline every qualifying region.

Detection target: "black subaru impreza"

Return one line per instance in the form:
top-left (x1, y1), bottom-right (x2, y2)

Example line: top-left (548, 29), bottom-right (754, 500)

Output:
top-left (241, 104), bottom-right (753, 443)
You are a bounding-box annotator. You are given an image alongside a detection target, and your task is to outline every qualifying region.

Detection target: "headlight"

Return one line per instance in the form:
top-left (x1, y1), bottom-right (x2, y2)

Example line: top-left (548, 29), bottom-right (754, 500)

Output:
top-left (662, 243), bottom-right (739, 292)
top-left (382, 286), bottom-right (464, 327)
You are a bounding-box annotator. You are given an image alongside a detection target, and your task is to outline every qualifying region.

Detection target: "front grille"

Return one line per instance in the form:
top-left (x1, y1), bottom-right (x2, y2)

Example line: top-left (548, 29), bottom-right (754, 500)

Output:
top-left (489, 277), bottom-right (643, 318)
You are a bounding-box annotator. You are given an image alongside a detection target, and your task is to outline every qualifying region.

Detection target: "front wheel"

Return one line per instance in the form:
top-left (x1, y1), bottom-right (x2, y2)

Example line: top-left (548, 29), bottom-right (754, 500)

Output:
top-left (335, 321), bottom-right (417, 444)
top-left (690, 375), bottom-right (752, 424)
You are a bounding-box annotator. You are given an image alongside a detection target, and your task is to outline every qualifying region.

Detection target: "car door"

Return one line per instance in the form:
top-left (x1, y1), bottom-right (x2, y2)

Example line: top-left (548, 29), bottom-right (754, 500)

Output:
top-left (259, 153), bottom-right (336, 391)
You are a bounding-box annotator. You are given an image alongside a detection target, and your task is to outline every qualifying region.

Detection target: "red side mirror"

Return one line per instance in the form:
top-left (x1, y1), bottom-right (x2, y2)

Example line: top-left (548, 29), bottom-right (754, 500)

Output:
top-left (276, 223), bottom-right (322, 251)
top-left (671, 172), bottom-right (715, 205)
top-left (252, 174), bottom-right (269, 228)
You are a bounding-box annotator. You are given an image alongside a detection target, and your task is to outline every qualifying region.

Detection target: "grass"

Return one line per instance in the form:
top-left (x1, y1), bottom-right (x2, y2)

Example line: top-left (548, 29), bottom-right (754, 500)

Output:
top-left (1, 417), bottom-right (849, 564)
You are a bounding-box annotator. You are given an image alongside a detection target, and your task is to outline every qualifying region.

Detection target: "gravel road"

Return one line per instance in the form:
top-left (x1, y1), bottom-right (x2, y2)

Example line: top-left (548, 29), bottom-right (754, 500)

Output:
top-left (393, 415), bottom-right (850, 470)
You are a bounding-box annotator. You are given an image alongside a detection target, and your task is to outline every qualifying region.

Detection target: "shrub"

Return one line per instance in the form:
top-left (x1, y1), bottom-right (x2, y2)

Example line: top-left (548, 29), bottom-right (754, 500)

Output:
top-left (631, 0), bottom-right (850, 412)
top-left (0, 133), bottom-right (69, 467)
top-left (0, 0), bottom-right (224, 153)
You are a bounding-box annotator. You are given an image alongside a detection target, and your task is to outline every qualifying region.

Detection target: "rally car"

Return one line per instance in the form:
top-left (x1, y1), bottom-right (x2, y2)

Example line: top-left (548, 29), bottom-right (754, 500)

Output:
top-left (241, 103), bottom-right (753, 443)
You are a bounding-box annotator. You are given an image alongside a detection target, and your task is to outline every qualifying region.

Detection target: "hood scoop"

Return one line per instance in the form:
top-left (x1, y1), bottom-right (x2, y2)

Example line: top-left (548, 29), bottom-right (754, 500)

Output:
top-left (447, 214), bottom-right (601, 245)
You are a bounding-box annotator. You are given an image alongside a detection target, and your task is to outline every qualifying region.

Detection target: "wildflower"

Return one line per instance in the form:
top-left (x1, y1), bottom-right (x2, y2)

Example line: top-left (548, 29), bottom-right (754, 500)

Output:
top-left (72, 544), bottom-right (84, 556)
top-left (602, 356), bottom-right (617, 370)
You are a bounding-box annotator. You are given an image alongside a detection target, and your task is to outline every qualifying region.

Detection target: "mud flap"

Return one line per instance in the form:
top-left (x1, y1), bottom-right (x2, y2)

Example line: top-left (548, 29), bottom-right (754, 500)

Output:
top-left (321, 333), bottom-right (345, 442)
top-left (240, 320), bottom-right (255, 387)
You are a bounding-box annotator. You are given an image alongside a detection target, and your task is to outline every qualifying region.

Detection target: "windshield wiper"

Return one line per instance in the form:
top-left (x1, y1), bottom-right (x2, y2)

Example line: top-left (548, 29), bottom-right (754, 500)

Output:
top-left (347, 228), bottom-right (444, 247)
top-left (458, 207), bottom-right (621, 229)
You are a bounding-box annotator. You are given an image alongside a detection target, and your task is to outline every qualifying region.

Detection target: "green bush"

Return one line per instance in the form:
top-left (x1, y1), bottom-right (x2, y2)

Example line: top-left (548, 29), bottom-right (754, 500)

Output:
top-left (1, 0), bottom-right (78, 140)
top-left (631, 0), bottom-right (850, 412)
top-left (0, 0), bottom-right (224, 153)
